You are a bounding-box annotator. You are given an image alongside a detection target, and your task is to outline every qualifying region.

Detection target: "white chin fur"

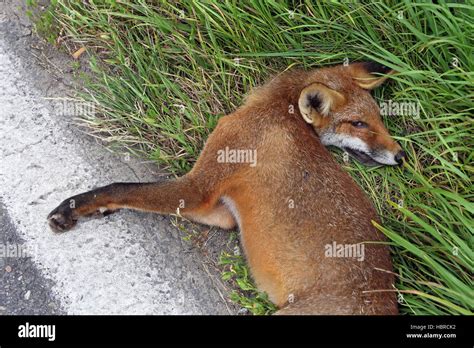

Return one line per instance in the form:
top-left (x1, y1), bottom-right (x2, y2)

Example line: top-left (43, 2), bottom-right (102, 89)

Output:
top-left (320, 133), bottom-right (370, 153)
top-left (371, 150), bottom-right (398, 165)
top-left (320, 133), bottom-right (397, 165)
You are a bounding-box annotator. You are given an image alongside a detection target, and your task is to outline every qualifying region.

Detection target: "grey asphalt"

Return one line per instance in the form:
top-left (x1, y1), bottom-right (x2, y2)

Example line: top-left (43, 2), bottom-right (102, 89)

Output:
top-left (0, 0), bottom-right (237, 315)
top-left (0, 200), bottom-right (63, 314)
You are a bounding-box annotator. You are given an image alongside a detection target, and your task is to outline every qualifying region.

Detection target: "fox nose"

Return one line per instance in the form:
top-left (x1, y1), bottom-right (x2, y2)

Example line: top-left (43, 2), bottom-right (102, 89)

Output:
top-left (395, 150), bottom-right (406, 165)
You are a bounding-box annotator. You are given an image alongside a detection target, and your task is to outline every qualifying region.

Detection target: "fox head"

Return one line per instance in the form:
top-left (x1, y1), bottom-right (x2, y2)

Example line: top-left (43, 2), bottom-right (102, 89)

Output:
top-left (298, 62), bottom-right (405, 166)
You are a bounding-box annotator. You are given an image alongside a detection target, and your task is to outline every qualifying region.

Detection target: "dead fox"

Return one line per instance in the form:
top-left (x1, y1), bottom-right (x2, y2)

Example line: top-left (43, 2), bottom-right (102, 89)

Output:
top-left (48, 61), bottom-right (404, 315)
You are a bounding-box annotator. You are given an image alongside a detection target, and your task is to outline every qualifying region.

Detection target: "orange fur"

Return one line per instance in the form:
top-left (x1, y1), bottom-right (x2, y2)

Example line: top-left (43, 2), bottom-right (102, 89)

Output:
top-left (48, 62), bottom-right (401, 314)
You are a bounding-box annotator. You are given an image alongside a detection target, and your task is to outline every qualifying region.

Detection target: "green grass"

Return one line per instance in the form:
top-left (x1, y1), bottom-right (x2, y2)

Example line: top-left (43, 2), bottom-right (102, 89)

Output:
top-left (26, 0), bottom-right (61, 45)
top-left (34, 0), bottom-right (473, 315)
top-left (219, 233), bottom-right (277, 315)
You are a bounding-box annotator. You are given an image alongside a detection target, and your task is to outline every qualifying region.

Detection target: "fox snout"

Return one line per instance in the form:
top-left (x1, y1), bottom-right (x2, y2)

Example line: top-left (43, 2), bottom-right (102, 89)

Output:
top-left (369, 128), bottom-right (405, 166)
top-left (348, 144), bottom-right (405, 167)
top-left (394, 150), bottom-right (406, 165)
top-left (369, 143), bottom-right (406, 167)
top-left (320, 131), bottom-right (405, 167)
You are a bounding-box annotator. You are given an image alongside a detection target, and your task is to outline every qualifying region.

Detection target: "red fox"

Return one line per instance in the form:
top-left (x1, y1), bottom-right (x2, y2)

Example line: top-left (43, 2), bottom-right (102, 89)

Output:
top-left (48, 61), bottom-right (404, 314)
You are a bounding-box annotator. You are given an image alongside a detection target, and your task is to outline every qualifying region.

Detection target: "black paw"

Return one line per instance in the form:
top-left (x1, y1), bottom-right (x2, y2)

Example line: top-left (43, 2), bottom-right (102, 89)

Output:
top-left (47, 202), bottom-right (77, 233)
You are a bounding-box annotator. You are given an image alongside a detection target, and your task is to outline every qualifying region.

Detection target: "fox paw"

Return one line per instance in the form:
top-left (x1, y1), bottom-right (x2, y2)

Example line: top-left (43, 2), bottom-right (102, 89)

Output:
top-left (47, 204), bottom-right (77, 233)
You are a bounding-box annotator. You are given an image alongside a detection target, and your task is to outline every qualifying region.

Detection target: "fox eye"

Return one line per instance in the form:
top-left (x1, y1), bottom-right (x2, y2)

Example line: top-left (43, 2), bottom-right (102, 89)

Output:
top-left (350, 121), bottom-right (368, 128)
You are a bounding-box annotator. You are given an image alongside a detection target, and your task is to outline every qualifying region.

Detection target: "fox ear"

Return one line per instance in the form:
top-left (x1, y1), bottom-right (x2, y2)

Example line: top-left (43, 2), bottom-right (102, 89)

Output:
top-left (298, 83), bottom-right (346, 125)
top-left (348, 61), bottom-right (396, 90)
